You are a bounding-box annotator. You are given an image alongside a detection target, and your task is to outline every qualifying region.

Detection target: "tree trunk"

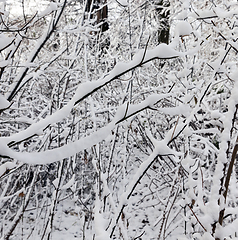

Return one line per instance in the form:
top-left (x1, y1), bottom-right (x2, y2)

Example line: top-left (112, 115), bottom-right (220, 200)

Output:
top-left (86, 0), bottom-right (109, 32)
top-left (156, 0), bottom-right (170, 44)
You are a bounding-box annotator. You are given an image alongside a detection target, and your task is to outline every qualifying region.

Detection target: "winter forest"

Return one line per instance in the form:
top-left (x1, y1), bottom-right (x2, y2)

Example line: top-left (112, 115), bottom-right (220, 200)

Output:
top-left (1, 0), bottom-right (238, 239)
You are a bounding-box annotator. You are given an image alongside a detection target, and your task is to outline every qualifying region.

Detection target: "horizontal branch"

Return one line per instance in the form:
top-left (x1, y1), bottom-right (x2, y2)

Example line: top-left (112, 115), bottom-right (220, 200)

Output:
top-left (0, 93), bottom-right (181, 164)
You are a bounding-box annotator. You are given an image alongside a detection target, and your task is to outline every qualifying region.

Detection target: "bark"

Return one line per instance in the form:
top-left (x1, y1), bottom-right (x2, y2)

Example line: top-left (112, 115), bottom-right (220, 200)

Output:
top-left (86, 0), bottom-right (109, 32)
top-left (156, 0), bottom-right (170, 44)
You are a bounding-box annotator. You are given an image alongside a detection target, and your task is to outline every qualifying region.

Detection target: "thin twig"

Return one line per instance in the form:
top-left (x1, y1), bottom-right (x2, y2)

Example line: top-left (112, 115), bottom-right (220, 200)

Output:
top-left (187, 204), bottom-right (207, 232)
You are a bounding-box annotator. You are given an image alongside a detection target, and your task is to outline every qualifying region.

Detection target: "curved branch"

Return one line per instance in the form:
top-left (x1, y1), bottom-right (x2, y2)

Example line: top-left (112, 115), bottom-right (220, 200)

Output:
top-left (2, 44), bottom-right (181, 147)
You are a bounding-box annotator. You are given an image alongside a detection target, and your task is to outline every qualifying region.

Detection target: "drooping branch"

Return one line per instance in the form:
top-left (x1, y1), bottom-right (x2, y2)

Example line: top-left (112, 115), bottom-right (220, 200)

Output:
top-left (0, 92), bottom-right (178, 164)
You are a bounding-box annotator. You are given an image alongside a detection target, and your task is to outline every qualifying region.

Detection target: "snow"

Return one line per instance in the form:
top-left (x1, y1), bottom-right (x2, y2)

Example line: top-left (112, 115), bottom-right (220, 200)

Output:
top-left (61, 175), bottom-right (75, 190)
top-left (94, 199), bottom-right (111, 240)
top-left (200, 232), bottom-right (214, 240)
top-left (124, 138), bottom-right (179, 200)
top-left (0, 91), bottom-right (176, 164)
top-left (3, 1), bottom-right (238, 237)
top-left (152, 43), bottom-right (183, 59)
top-left (178, 68), bottom-right (191, 78)
top-left (189, 10), bottom-right (217, 20)
top-left (0, 43), bottom-right (182, 164)
top-left (0, 94), bottom-right (10, 110)
top-left (0, 60), bottom-right (10, 68)
top-left (214, 7), bottom-right (238, 18)
top-left (38, 2), bottom-right (58, 17)
top-left (176, 10), bottom-right (188, 20)
top-left (229, 69), bottom-right (238, 81)
top-left (116, 0), bottom-right (128, 7)
top-left (0, 34), bottom-right (14, 50)
top-left (175, 21), bottom-right (193, 37)
top-left (211, 110), bottom-right (222, 119)
top-left (0, 161), bottom-right (16, 177)
top-left (52, 178), bottom-right (59, 188)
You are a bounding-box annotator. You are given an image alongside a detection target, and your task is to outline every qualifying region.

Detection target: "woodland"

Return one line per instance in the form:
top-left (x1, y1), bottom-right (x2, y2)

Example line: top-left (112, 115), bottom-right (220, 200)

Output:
top-left (0, 0), bottom-right (238, 239)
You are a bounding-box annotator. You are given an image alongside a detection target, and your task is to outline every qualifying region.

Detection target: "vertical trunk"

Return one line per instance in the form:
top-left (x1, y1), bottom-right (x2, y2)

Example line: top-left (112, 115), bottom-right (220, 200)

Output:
top-left (86, 0), bottom-right (109, 32)
top-left (85, 0), bottom-right (92, 12)
top-left (156, 0), bottom-right (170, 44)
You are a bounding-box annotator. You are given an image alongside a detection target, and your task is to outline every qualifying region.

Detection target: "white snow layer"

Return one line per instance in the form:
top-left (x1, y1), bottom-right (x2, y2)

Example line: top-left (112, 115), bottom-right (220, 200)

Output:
top-left (0, 43), bottom-right (182, 164)
top-left (94, 196), bottom-right (111, 240)
top-left (38, 2), bottom-right (58, 17)
top-left (0, 161), bottom-right (17, 177)
top-left (175, 21), bottom-right (193, 37)
top-left (0, 95), bottom-right (10, 110)
top-left (0, 60), bottom-right (10, 68)
top-left (116, 0), bottom-right (128, 7)
top-left (0, 34), bottom-right (14, 50)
